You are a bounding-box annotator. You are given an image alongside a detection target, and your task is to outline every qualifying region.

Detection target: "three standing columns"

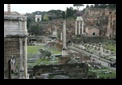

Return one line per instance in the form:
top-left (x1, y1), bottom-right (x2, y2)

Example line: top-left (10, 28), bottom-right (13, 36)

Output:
top-left (75, 20), bottom-right (84, 35)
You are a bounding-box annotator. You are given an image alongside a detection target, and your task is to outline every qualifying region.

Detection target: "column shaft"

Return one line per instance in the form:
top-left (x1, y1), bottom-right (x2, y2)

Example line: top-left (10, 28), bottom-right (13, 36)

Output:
top-left (19, 38), bottom-right (24, 79)
top-left (75, 21), bottom-right (77, 35)
top-left (82, 21), bottom-right (84, 34)
top-left (24, 38), bottom-right (27, 79)
top-left (79, 21), bottom-right (81, 35)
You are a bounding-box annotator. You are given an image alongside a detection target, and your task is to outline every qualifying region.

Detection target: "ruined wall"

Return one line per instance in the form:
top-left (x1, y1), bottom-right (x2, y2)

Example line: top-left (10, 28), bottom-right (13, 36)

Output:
top-left (31, 63), bottom-right (88, 79)
top-left (4, 15), bottom-right (28, 79)
top-left (4, 37), bottom-right (20, 78)
top-left (106, 12), bottom-right (116, 38)
top-left (83, 8), bottom-right (116, 39)
top-left (82, 36), bottom-right (105, 43)
top-left (85, 27), bottom-right (99, 36)
top-left (4, 15), bottom-right (27, 37)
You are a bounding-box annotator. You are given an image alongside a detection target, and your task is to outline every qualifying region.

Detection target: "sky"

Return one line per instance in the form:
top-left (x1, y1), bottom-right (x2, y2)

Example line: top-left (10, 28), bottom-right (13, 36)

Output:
top-left (4, 4), bottom-right (89, 14)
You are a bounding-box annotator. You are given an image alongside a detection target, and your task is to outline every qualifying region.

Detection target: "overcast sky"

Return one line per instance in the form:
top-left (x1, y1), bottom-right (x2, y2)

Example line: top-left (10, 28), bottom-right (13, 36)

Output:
top-left (4, 4), bottom-right (90, 14)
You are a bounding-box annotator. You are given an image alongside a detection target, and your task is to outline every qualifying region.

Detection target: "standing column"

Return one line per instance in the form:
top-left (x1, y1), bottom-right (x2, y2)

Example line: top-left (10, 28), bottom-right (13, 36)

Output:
top-left (63, 20), bottom-right (66, 48)
top-left (24, 18), bottom-right (27, 35)
top-left (78, 21), bottom-right (81, 35)
top-left (60, 32), bottom-right (62, 41)
top-left (100, 45), bottom-right (103, 55)
top-left (24, 38), bottom-right (27, 79)
top-left (19, 19), bottom-right (22, 35)
top-left (62, 20), bottom-right (68, 57)
top-left (82, 21), bottom-right (84, 34)
top-left (19, 38), bottom-right (24, 79)
top-left (75, 21), bottom-right (77, 35)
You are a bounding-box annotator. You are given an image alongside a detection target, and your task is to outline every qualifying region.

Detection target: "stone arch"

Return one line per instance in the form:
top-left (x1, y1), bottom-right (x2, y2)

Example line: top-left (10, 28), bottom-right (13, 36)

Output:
top-left (35, 15), bottom-right (42, 22)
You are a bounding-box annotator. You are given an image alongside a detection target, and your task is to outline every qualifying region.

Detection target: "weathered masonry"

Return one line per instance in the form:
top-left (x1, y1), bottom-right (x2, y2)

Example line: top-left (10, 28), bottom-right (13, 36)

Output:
top-left (4, 15), bottom-right (28, 79)
top-left (30, 63), bottom-right (88, 79)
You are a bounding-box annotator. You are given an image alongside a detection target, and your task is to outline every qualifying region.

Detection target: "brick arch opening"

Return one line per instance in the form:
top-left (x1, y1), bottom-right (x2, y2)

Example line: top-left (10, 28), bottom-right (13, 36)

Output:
top-left (93, 32), bottom-right (96, 36)
top-left (109, 11), bottom-right (112, 14)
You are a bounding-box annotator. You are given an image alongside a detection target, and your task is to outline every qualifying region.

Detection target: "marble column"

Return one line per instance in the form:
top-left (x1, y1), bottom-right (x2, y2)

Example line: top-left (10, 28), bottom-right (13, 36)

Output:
top-left (100, 45), bottom-right (103, 54)
top-left (24, 19), bottom-right (27, 35)
top-left (19, 38), bottom-right (24, 79)
top-left (19, 20), bottom-right (22, 35)
top-left (63, 20), bottom-right (66, 48)
top-left (62, 20), bottom-right (68, 57)
top-left (78, 21), bottom-right (81, 35)
top-left (24, 38), bottom-right (27, 79)
top-left (75, 21), bottom-right (77, 35)
top-left (82, 21), bottom-right (84, 34)
top-left (60, 32), bottom-right (62, 41)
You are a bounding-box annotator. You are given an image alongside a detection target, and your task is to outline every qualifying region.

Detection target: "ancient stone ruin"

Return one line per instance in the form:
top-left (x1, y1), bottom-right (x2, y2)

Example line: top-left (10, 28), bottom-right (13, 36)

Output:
top-left (4, 15), bottom-right (28, 79)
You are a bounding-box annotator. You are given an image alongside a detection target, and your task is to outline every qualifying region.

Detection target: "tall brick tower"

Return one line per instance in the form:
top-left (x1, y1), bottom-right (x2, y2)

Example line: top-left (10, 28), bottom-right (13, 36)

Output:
top-left (8, 4), bottom-right (11, 14)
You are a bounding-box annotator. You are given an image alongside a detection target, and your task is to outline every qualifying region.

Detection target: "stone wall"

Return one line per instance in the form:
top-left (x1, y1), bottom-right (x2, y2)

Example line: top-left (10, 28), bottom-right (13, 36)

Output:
top-left (83, 8), bottom-right (116, 39)
top-left (82, 36), bottom-right (105, 43)
top-left (4, 15), bottom-right (27, 37)
top-left (4, 38), bottom-right (20, 78)
top-left (31, 63), bottom-right (88, 79)
top-left (85, 27), bottom-right (99, 36)
top-left (4, 15), bottom-right (28, 79)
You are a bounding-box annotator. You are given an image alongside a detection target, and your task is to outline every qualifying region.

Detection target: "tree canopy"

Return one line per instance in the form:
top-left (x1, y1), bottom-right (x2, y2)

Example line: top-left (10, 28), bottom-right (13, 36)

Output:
top-left (73, 4), bottom-right (84, 11)
top-left (73, 4), bottom-right (84, 6)
top-left (43, 14), bottom-right (49, 21)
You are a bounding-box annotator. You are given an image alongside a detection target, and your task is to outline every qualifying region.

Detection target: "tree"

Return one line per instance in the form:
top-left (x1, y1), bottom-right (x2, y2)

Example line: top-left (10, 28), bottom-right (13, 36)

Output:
top-left (43, 14), bottom-right (49, 21)
top-left (66, 7), bottom-right (73, 18)
top-left (86, 5), bottom-right (89, 8)
top-left (94, 4), bottom-right (99, 8)
top-left (108, 4), bottom-right (116, 9)
top-left (47, 9), bottom-right (63, 19)
top-left (99, 4), bottom-right (107, 8)
top-left (90, 5), bottom-right (94, 8)
top-left (28, 22), bottom-right (45, 35)
top-left (62, 11), bottom-right (66, 19)
top-left (73, 4), bottom-right (84, 11)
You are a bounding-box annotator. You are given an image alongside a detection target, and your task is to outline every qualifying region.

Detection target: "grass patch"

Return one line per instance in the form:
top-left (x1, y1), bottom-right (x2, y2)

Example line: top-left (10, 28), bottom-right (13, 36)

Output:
top-left (98, 71), bottom-right (116, 79)
top-left (27, 46), bottom-right (61, 55)
top-left (27, 46), bottom-right (45, 54)
top-left (89, 68), bottom-right (116, 79)
top-left (33, 58), bottom-right (59, 66)
top-left (27, 45), bottom-right (61, 67)
top-left (103, 43), bottom-right (116, 51)
top-left (47, 47), bottom-right (61, 54)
